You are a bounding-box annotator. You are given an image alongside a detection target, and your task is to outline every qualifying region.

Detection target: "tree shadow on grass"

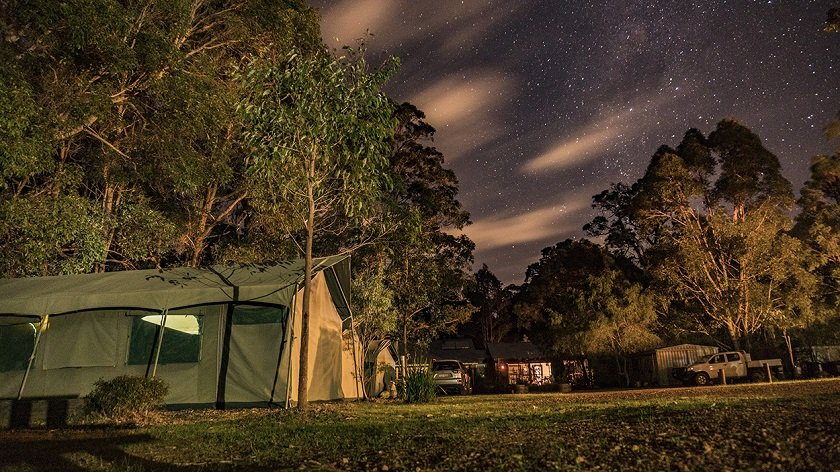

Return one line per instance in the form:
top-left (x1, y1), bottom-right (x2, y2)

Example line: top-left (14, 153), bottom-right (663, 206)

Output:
top-left (0, 429), bottom-right (180, 471)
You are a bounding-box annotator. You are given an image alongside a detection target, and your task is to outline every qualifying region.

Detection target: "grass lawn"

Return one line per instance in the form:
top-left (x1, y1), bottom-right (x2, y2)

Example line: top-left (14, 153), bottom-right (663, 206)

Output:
top-left (1, 378), bottom-right (839, 471)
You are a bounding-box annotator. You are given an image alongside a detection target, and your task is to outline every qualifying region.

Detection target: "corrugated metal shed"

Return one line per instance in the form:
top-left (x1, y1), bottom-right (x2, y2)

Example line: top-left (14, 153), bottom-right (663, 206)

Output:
top-left (630, 344), bottom-right (719, 387)
top-left (795, 345), bottom-right (840, 364)
top-left (654, 344), bottom-right (719, 386)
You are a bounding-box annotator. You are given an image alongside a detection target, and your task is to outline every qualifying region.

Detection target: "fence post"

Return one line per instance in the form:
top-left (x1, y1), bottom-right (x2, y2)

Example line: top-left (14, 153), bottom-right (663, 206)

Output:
top-left (764, 363), bottom-right (772, 383)
top-left (719, 369), bottom-right (726, 385)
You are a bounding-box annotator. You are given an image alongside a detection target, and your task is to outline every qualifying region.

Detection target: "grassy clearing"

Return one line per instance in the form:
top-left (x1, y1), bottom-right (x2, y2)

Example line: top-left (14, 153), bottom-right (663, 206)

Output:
top-left (2, 379), bottom-right (839, 471)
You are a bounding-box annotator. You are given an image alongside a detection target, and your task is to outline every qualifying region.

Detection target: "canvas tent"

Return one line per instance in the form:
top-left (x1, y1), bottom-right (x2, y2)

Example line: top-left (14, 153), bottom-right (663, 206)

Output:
top-left (0, 256), bottom-right (361, 408)
top-left (364, 340), bottom-right (396, 398)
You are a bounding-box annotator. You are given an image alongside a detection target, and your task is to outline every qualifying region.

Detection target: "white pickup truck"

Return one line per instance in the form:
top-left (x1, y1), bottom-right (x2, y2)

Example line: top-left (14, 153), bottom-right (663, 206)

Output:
top-left (673, 351), bottom-right (784, 386)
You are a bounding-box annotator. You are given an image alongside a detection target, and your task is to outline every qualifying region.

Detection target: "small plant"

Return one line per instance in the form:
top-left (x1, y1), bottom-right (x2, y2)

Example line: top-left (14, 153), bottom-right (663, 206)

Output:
top-left (398, 363), bottom-right (437, 403)
top-left (83, 375), bottom-right (168, 423)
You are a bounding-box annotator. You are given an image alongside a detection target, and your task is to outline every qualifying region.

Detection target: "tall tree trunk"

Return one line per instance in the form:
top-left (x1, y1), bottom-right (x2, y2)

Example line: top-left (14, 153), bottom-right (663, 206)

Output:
top-left (615, 356), bottom-right (630, 387)
top-left (401, 254), bottom-right (409, 377)
top-left (726, 319), bottom-right (741, 351)
top-left (97, 182), bottom-right (122, 273)
top-left (783, 328), bottom-right (796, 376)
top-left (190, 184), bottom-right (217, 267)
top-left (402, 312), bottom-right (408, 361)
top-left (297, 158), bottom-right (316, 411)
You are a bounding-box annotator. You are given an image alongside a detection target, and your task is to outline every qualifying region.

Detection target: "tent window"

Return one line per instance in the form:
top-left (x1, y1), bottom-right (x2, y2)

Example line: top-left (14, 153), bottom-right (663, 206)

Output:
top-left (232, 305), bottom-right (289, 325)
top-left (0, 323), bottom-right (36, 372)
top-left (127, 314), bottom-right (203, 365)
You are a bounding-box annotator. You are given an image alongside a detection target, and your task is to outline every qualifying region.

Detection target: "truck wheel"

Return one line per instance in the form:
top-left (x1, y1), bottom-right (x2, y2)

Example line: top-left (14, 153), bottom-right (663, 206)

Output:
top-left (694, 373), bottom-right (711, 386)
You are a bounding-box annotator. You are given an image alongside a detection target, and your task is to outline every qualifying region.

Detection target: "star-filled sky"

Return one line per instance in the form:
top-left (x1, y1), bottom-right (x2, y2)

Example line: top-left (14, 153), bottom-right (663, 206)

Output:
top-left (310, 0), bottom-right (840, 284)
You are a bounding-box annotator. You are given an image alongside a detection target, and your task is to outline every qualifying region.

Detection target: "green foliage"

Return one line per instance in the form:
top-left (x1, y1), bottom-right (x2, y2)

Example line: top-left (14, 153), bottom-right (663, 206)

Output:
top-left (351, 260), bottom-right (397, 393)
top-left (514, 240), bottom-right (619, 352)
top-left (83, 375), bottom-right (169, 422)
top-left (0, 65), bottom-right (52, 187)
top-left (825, 7), bottom-right (840, 32)
top-left (586, 120), bottom-right (818, 350)
top-left (514, 239), bottom-right (659, 375)
top-left (708, 118), bottom-right (794, 217)
top-left (239, 48), bottom-right (397, 219)
top-left (462, 265), bottom-right (516, 345)
top-left (0, 194), bottom-right (107, 276)
top-left (398, 364), bottom-right (437, 403)
top-left (578, 270), bottom-right (661, 355)
top-left (239, 46), bottom-right (399, 408)
top-left (349, 102), bottom-right (475, 357)
top-left (0, 0), bottom-right (324, 274)
top-left (793, 153), bottom-right (840, 331)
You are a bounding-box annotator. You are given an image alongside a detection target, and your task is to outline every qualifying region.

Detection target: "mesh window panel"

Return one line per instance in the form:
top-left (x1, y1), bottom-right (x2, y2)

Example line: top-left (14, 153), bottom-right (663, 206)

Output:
top-left (0, 324), bottom-right (36, 372)
top-left (127, 315), bottom-right (203, 365)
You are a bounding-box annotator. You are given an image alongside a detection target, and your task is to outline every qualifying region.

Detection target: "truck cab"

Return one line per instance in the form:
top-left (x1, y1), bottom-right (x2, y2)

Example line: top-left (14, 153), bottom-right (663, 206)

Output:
top-left (682, 352), bottom-right (743, 385)
top-left (677, 350), bottom-right (782, 385)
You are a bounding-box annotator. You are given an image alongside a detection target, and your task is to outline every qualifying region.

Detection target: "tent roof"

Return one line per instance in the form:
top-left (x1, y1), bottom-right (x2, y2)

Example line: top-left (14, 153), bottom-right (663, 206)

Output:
top-left (0, 255), bottom-right (349, 321)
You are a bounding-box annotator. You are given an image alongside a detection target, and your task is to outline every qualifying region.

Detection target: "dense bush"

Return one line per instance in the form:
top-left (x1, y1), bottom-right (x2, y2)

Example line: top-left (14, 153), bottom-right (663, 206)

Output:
top-left (398, 364), bottom-right (437, 403)
top-left (83, 375), bottom-right (168, 422)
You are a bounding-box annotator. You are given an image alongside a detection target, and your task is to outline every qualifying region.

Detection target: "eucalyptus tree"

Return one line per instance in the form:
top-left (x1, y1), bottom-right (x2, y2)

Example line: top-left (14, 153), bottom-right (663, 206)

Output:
top-left (0, 0), bottom-right (321, 274)
top-left (463, 265), bottom-right (516, 346)
top-left (588, 119), bottom-right (814, 350)
top-left (349, 257), bottom-right (396, 397)
top-left (825, 7), bottom-right (840, 33)
top-left (239, 49), bottom-right (397, 409)
top-left (794, 154), bottom-right (840, 320)
top-left (576, 269), bottom-right (660, 387)
top-left (512, 239), bottom-right (659, 385)
top-left (368, 102), bottom-right (475, 358)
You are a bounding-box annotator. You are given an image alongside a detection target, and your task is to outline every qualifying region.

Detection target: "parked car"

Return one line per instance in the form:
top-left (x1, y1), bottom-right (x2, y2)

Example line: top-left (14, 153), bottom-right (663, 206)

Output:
top-left (431, 360), bottom-right (471, 394)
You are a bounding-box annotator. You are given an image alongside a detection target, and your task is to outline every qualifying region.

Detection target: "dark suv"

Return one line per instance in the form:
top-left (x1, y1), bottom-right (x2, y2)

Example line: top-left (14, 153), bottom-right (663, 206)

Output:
top-left (431, 360), bottom-right (471, 394)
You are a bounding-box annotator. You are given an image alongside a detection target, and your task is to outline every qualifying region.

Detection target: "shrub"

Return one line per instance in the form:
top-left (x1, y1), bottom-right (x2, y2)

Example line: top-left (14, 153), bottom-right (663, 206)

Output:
top-left (83, 375), bottom-right (168, 422)
top-left (398, 364), bottom-right (437, 403)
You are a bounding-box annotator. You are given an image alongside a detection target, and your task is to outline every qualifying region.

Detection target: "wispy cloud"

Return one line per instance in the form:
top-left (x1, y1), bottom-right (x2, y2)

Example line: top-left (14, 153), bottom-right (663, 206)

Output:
top-left (412, 72), bottom-right (514, 160)
top-left (317, 0), bottom-right (513, 54)
top-left (458, 197), bottom-right (591, 252)
top-left (316, 2), bottom-right (518, 162)
top-left (523, 125), bottom-right (621, 173)
top-left (521, 87), bottom-right (687, 173)
top-left (318, 0), bottom-right (399, 47)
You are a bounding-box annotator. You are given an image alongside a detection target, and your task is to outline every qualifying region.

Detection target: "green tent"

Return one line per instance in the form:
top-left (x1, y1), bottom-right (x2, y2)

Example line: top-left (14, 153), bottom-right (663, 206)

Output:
top-left (0, 256), bottom-right (361, 408)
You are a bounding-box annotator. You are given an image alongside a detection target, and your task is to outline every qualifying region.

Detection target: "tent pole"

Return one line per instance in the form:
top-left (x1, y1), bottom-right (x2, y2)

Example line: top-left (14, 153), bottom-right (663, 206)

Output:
top-left (17, 315), bottom-right (48, 400)
top-left (285, 291), bottom-right (298, 409)
top-left (349, 315), bottom-right (361, 400)
top-left (149, 309), bottom-right (168, 378)
top-left (269, 305), bottom-right (292, 407)
top-left (329, 266), bottom-right (360, 400)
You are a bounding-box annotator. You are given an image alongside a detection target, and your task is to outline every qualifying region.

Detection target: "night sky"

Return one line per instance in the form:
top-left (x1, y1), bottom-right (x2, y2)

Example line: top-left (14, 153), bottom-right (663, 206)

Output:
top-left (310, 0), bottom-right (840, 284)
